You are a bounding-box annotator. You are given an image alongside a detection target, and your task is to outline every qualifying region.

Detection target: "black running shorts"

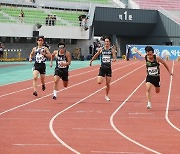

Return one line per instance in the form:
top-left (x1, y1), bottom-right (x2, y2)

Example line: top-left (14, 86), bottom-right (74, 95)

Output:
top-left (54, 68), bottom-right (69, 81)
top-left (146, 75), bottom-right (160, 87)
top-left (33, 63), bottom-right (46, 74)
top-left (98, 67), bottom-right (112, 77)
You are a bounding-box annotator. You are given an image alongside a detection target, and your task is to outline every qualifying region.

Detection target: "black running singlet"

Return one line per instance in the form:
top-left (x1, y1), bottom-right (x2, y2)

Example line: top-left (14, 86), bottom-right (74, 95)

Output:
top-left (100, 47), bottom-right (112, 68)
top-left (34, 46), bottom-right (46, 63)
top-left (145, 55), bottom-right (160, 76)
top-left (55, 50), bottom-right (68, 70)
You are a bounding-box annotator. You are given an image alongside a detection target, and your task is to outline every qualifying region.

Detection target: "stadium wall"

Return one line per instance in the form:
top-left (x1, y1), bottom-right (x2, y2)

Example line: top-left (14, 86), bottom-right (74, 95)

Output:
top-left (0, 23), bottom-right (89, 39)
top-left (93, 7), bottom-right (180, 56)
top-left (149, 12), bottom-right (180, 45)
top-left (3, 39), bottom-right (91, 60)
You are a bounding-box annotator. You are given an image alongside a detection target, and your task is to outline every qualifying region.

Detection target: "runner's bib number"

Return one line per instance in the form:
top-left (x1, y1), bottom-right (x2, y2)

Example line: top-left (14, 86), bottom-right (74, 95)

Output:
top-left (36, 54), bottom-right (44, 63)
top-left (148, 66), bottom-right (158, 75)
top-left (58, 60), bottom-right (67, 68)
top-left (102, 55), bottom-right (111, 63)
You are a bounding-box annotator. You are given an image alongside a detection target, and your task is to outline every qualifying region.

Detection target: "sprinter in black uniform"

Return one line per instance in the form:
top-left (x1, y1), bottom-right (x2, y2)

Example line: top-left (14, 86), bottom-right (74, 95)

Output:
top-left (50, 42), bottom-right (71, 100)
top-left (90, 37), bottom-right (116, 101)
top-left (135, 46), bottom-right (173, 109)
top-left (29, 36), bottom-right (51, 96)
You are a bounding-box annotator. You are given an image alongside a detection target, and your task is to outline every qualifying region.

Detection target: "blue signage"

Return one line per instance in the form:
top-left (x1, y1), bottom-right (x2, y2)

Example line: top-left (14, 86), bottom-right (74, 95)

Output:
top-left (126, 45), bottom-right (180, 60)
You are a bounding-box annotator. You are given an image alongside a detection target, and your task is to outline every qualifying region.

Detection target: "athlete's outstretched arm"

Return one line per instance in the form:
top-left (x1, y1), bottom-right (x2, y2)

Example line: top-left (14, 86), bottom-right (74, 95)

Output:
top-left (90, 48), bottom-right (102, 66)
top-left (133, 48), bottom-right (145, 57)
top-left (157, 56), bottom-right (174, 76)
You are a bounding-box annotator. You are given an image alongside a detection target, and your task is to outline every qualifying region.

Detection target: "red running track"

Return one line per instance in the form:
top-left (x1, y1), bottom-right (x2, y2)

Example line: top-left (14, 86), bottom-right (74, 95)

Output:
top-left (0, 60), bottom-right (179, 154)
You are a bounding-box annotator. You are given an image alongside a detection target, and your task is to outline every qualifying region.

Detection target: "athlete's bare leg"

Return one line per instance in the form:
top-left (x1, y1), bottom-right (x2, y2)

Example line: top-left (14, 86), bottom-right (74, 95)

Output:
top-left (33, 70), bottom-right (39, 93)
top-left (40, 74), bottom-right (45, 85)
top-left (97, 76), bottom-right (111, 101)
top-left (52, 75), bottom-right (60, 99)
top-left (105, 76), bottom-right (111, 96)
top-left (40, 74), bottom-right (46, 91)
top-left (146, 82), bottom-right (154, 108)
top-left (146, 82), bottom-right (152, 103)
top-left (53, 75), bottom-right (60, 91)
top-left (155, 87), bottom-right (160, 93)
top-left (63, 81), bottom-right (68, 87)
top-left (97, 76), bottom-right (103, 84)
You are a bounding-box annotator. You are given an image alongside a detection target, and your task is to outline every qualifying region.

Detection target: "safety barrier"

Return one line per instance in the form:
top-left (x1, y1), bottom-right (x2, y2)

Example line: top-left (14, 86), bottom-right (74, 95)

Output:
top-left (0, 49), bottom-right (26, 61)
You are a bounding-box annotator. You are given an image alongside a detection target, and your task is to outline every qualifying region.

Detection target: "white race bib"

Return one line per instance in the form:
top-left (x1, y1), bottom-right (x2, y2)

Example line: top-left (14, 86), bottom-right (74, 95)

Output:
top-left (102, 55), bottom-right (111, 63)
top-left (36, 54), bottom-right (44, 63)
top-left (58, 60), bottom-right (67, 68)
top-left (148, 66), bottom-right (158, 75)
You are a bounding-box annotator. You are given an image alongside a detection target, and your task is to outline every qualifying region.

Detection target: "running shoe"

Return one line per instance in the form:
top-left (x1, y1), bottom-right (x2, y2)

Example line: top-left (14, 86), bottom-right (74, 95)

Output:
top-left (33, 91), bottom-right (38, 96)
top-left (147, 102), bottom-right (152, 109)
top-left (42, 84), bottom-right (46, 91)
top-left (105, 96), bottom-right (110, 101)
top-left (52, 96), bottom-right (57, 100)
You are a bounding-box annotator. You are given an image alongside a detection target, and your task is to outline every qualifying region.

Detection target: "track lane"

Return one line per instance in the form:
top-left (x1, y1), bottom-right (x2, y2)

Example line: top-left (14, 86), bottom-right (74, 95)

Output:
top-left (49, 61), bottom-right (149, 154)
top-left (1, 60), bottom-right (179, 154)
top-left (0, 61), bottom-right (131, 113)
top-left (0, 60), bottom-right (140, 154)
top-left (0, 61), bottom-right (126, 98)
top-left (166, 61), bottom-right (180, 130)
top-left (0, 64), bottom-right (100, 97)
top-left (112, 61), bottom-right (180, 153)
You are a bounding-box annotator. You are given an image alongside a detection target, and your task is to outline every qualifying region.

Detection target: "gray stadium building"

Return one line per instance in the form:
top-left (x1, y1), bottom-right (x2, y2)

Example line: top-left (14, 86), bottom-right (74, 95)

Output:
top-left (93, 6), bottom-right (180, 56)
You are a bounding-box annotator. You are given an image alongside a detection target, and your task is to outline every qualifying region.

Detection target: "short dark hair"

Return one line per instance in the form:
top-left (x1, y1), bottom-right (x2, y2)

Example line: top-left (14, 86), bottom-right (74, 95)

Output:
top-left (145, 46), bottom-right (154, 53)
top-left (58, 42), bottom-right (65, 48)
top-left (37, 36), bottom-right (44, 41)
top-left (104, 36), bottom-right (111, 42)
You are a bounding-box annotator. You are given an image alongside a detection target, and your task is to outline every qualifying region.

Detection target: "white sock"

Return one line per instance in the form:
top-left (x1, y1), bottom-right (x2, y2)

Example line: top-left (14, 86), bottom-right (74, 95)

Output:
top-left (53, 90), bottom-right (57, 97)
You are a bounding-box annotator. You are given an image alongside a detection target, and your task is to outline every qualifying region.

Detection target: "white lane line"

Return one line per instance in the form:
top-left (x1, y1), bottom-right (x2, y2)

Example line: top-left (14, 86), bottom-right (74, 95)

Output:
top-left (0, 77), bottom-right (95, 116)
top-left (129, 117), bottom-right (164, 119)
top-left (0, 61), bottom-right (127, 98)
top-left (0, 68), bottom-right (98, 98)
top-left (72, 128), bottom-right (113, 131)
top-left (110, 80), bottom-right (161, 154)
top-left (0, 118), bottom-right (50, 120)
top-left (0, 62), bottom-right (137, 116)
top-left (76, 110), bottom-right (102, 113)
top-left (0, 60), bottom-right (124, 87)
top-left (128, 112), bottom-right (153, 115)
top-left (26, 109), bottom-right (50, 112)
top-left (49, 64), bottom-right (144, 154)
top-left (165, 61), bottom-right (180, 131)
top-left (91, 151), bottom-right (144, 154)
top-left (0, 62), bottom-right (99, 87)
top-left (12, 144), bottom-right (61, 146)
